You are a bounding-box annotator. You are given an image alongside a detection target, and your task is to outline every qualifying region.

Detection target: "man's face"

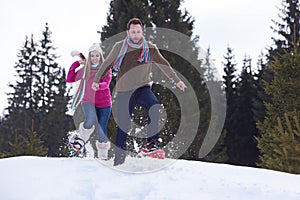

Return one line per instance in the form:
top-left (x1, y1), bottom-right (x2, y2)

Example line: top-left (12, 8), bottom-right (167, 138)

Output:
top-left (127, 24), bottom-right (143, 43)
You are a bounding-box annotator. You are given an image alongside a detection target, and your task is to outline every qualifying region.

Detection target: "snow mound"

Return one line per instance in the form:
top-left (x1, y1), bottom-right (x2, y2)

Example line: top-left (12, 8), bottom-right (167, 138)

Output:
top-left (1, 156), bottom-right (300, 200)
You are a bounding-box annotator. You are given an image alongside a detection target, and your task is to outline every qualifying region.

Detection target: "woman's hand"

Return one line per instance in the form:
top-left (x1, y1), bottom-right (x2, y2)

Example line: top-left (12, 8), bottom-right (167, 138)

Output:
top-left (78, 59), bottom-right (86, 65)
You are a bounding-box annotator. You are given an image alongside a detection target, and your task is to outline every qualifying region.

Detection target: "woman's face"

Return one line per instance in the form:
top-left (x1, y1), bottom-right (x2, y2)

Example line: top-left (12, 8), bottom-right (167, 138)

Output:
top-left (127, 24), bottom-right (143, 43)
top-left (90, 50), bottom-right (101, 65)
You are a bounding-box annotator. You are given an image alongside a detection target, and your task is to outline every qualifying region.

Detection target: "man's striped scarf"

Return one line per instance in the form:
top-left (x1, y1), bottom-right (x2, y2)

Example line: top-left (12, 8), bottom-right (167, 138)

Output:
top-left (113, 36), bottom-right (150, 71)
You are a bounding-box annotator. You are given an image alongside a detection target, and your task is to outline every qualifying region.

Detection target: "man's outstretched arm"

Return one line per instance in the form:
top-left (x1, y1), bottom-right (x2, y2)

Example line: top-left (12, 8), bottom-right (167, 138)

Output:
top-left (92, 43), bottom-right (120, 91)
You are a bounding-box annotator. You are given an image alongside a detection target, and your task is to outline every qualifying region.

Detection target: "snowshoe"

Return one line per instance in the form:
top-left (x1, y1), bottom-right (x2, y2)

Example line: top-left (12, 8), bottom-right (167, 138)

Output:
top-left (68, 131), bottom-right (87, 157)
top-left (138, 140), bottom-right (165, 159)
top-left (139, 148), bottom-right (165, 159)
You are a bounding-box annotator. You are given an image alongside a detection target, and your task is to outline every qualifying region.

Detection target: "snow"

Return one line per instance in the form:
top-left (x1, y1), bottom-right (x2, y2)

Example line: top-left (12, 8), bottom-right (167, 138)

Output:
top-left (1, 156), bottom-right (300, 200)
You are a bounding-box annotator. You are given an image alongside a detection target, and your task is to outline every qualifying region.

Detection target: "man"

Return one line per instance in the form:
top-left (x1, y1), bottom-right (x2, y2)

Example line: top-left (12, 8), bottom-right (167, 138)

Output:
top-left (92, 18), bottom-right (186, 166)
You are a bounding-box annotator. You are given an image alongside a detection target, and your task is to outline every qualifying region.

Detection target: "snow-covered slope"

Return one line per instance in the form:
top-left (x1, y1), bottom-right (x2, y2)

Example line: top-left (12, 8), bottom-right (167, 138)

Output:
top-left (1, 156), bottom-right (299, 200)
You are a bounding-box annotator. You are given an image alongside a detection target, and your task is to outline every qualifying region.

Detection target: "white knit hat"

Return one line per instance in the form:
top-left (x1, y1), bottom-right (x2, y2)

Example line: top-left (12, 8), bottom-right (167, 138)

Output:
top-left (88, 43), bottom-right (103, 54)
top-left (70, 43), bottom-right (102, 60)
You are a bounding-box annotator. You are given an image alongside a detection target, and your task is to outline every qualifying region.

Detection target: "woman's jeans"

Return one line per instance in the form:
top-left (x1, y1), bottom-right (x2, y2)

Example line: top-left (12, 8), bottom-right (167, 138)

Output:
top-left (81, 103), bottom-right (111, 143)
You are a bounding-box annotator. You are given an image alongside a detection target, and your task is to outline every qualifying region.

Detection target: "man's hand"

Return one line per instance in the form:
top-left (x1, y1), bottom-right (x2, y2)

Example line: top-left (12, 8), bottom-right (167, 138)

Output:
top-left (92, 82), bottom-right (99, 91)
top-left (176, 81), bottom-right (187, 91)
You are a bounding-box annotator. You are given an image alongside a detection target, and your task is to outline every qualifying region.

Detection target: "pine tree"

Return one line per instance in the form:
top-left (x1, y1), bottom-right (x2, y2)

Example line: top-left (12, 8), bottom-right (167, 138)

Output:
top-left (194, 49), bottom-right (228, 163)
top-left (256, 0), bottom-right (300, 173)
top-left (9, 120), bottom-right (47, 157)
top-left (34, 23), bottom-right (72, 156)
top-left (223, 46), bottom-right (237, 108)
top-left (254, 0), bottom-right (299, 131)
top-left (255, 0), bottom-right (300, 137)
top-left (227, 56), bottom-right (260, 166)
top-left (203, 47), bottom-right (218, 82)
top-left (237, 56), bottom-right (260, 166)
top-left (2, 34), bottom-right (39, 156)
top-left (252, 54), bottom-right (270, 123)
top-left (222, 46), bottom-right (238, 164)
top-left (269, 0), bottom-right (300, 59)
top-left (258, 113), bottom-right (300, 173)
top-left (257, 38), bottom-right (300, 173)
top-left (34, 23), bottom-right (61, 112)
top-left (8, 131), bottom-right (24, 157)
top-left (1, 24), bottom-right (72, 157)
top-left (5, 35), bottom-right (38, 138)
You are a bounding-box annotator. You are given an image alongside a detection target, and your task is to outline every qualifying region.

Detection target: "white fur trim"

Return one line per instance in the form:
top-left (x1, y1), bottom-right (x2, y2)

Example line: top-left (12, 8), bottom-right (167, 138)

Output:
top-left (96, 141), bottom-right (110, 160)
top-left (78, 122), bottom-right (94, 142)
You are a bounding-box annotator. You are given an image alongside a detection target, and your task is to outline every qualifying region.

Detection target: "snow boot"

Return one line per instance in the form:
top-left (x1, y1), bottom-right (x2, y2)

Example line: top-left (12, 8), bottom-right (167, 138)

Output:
top-left (96, 141), bottom-right (111, 160)
top-left (113, 148), bottom-right (126, 166)
top-left (78, 122), bottom-right (94, 142)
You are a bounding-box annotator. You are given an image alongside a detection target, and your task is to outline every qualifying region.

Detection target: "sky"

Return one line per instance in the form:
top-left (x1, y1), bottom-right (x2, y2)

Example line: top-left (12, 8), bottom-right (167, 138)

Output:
top-left (0, 0), bottom-right (281, 115)
top-left (1, 156), bottom-right (300, 199)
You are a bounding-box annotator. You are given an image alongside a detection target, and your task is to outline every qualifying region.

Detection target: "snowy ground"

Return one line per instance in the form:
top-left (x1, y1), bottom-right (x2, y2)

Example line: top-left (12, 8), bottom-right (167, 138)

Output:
top-left (1, 156), bottom-right (300, 200)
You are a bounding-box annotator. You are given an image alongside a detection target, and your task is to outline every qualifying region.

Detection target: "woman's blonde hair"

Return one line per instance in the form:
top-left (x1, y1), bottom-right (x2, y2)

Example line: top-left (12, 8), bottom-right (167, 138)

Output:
top-left (83, 50), bottom-right (104, 80)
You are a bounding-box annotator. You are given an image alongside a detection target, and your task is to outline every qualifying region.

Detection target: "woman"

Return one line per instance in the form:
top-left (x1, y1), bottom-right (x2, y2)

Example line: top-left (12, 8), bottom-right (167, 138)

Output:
top-left (66, 43), bottom-right (112, 160)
